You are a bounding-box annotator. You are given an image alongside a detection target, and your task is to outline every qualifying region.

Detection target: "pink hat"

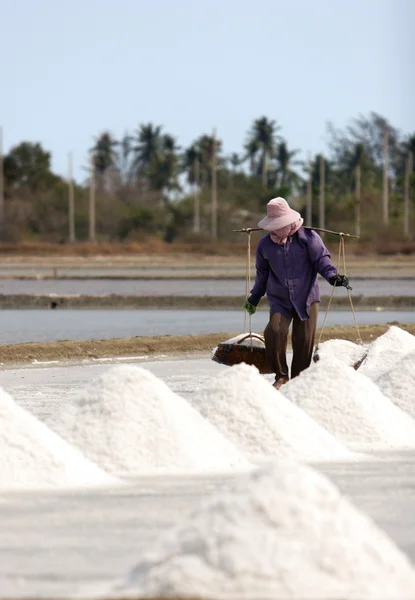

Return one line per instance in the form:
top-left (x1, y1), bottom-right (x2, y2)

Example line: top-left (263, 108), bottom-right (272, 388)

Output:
top-left (258, 197), bottom-right (301, 231)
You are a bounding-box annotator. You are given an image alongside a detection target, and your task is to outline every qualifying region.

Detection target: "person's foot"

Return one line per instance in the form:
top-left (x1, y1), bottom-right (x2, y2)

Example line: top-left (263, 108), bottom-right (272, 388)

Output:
top-left (273, 377), bottom-right (289, 390)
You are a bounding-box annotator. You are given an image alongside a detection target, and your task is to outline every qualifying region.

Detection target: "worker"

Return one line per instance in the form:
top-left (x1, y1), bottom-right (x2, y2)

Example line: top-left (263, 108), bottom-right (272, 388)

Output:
top-left (243, 197), bottom-right (351, 390)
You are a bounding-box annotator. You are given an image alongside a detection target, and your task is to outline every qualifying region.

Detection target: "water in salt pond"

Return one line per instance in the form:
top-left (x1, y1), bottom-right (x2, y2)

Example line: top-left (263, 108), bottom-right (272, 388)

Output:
top-left (0, 308), bottom-right (414, 344)
top-left (0, 278), bottom-right (414, 297)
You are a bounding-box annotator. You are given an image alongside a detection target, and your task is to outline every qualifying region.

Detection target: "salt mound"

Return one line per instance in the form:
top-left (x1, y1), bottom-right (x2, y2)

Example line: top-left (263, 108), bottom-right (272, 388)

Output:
top-left (315, 338), bottom-right (366, 366)
top-left (359, 326), bottom-right (415, 380)
top-left (282, 357), bottom-right (415, 451)
top-left (58, 365), bottom-right (248, 474)
top-left (192, 363), bottom-right (352, 461)
top-left (120, 462), bottom-right (415, 599)
top-left (211, 332), bottom-right (265, 358)
top-left (221, 332), bottom-right (265, 348)
top-left (376, 350), bottom-right (415, 418)
top-left (0, 387), bottom-right (116, 490)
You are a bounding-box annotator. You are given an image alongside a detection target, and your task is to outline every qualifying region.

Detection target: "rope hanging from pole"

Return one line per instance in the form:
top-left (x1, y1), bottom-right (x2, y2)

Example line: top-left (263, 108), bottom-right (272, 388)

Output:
top-left (314, 234), bottom-right (362, 352)
top-left (244, 230), bottom-right (253, 345)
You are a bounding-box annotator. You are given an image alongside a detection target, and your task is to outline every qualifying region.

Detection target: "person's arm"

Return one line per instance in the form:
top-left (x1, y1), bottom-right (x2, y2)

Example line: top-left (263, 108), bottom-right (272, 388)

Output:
top-left (248, 244), bottom-right (269, 306)
top-left (307, 231), bottom-right (351, 288)
top-left (307, 231), bottom-right (337, 282)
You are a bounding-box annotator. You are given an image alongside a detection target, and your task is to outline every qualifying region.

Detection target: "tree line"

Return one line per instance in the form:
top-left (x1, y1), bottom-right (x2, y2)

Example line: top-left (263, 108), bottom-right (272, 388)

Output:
top-left (1, 112), bottom-right (414, 243)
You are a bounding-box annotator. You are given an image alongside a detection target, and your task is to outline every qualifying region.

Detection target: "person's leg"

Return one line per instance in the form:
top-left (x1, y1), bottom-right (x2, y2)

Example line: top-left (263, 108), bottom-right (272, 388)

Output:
top-left (264, 311), bottom-right (292, 383)
top-left (291, 302), bottom-right (319, 378)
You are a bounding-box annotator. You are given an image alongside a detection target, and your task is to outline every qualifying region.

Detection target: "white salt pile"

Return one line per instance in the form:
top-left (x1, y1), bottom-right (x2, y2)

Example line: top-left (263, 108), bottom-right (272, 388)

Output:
top-left (0, 386), bottom-right (116, 490)
top-left (57, 365), bottom-right (248, 474)
top-left (282, 357), bottom-right (415, 451)
top-left (211, 332), bottom-right (265, 359)
top-left (376, 350), bottom-right (415, 418)
top-left (359, 326), bottom-right (415, 380)
top-left (192, 363), bottom-right (352, 461)
top-left (315, 338), bottom-right (366, 367)
top-left (220, 332), bottom-right (265, 347)
top-left (119, 462), bottom-right (415, 599)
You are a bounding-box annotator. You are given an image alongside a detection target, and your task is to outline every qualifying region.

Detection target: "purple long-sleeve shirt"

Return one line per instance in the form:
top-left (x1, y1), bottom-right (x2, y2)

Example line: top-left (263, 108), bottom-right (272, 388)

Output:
top-left (249, 228), bottom-right (337, 320)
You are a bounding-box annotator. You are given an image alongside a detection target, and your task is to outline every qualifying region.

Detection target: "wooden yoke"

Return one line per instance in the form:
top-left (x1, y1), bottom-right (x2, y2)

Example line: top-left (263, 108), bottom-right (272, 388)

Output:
top-left (233, 226), bottom-right (360, 238)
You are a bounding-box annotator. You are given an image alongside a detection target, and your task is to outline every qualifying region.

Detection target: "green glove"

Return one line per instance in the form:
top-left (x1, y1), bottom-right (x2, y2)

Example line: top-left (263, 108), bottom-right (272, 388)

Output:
top-left (243, 299), bottom-right (257, 315)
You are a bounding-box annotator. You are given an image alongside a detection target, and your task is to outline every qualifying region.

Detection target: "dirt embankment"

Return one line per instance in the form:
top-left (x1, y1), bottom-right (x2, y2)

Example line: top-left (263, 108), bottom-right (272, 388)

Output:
top-left (1, 324), bottom-right (414, 365)
top-left (1, 294), bottom-right (415, 310)
top-left (0, 239), bottom-right (414, 257)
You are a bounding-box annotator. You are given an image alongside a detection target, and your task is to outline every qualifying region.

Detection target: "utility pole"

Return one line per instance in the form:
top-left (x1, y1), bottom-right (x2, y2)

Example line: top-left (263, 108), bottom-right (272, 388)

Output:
top-left (211, 128), bottom-right (217, 239)
top-left (319, 154), bottom-right (325, 235)
top-left (193, 158), bottom-right (200, 233)
top-left (404, 152), bottom-right (413, 239)
top-left (355, 163), bottom-right (361, 238)
top-left (89, 153), bottom-right (96, 242)
top-left (306, 152), bottom-right (312, 226)
top-left (68, 152), bottom-right (76, 243)
top-left (262, 153), bottom-right (267, 189)
top-left (0, 126), bottom-right (4, 236)
top-left (383, 127), bottom-right (389, 226)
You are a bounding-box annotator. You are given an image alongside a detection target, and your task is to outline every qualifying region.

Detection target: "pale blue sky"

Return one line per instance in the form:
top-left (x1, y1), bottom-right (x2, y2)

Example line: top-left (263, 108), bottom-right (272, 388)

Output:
top-left (1, 0), bottom-right (413, 181)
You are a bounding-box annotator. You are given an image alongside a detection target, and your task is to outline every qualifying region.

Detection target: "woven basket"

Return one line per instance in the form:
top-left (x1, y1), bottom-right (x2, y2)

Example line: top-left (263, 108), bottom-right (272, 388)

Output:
top-left (212, 333), bottom-right (274, 374)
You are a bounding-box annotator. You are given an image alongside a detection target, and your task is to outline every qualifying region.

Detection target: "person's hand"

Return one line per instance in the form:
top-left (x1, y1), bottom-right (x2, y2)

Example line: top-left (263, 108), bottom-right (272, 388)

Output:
top-left (243, 299), bottom-right (257, 315)
top-left (330, 274), bottom-right (352, 290)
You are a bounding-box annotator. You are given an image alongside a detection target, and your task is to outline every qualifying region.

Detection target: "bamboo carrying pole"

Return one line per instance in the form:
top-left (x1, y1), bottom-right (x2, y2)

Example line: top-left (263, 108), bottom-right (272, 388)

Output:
top-left (211, 128), bottom-right (218, 239)
top-left (233, 226), bottom-right (360, 238)
top-left (89, 153), bottom-right (96, 242)
top-left (404, 152), bottom-right (413, 239)
top-left (68, 152), bottom-right (76, 243)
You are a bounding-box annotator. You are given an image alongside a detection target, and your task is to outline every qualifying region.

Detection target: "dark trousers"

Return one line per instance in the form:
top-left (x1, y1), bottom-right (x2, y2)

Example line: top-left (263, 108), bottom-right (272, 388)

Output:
top-left (264, 302), bottom-right (318, 380)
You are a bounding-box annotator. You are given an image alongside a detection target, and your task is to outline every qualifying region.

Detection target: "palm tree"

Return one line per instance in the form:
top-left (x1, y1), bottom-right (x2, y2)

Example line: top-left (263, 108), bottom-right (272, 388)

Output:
top-left (194, 134), bottom-right (222, 185)
top-left (274, 141), bottom-right (303, 193)
top-left (229, 152), bottom-right (242, 173)
top-left (143, 133), bottom-right (181, 194)
top-left (335, 142), bottom-right (380, 194)
top-left (117, 132), bottom-right (133, 183)
top-left (244, 138), bottom-right (260, 177)
top-left (156, 134), bottom-right (181, 192)
top-left (246, 117), bottom-right (281, 188)
top-left (405, 134), bottom-right (415, 155)
top-left (91, 132), bottom-right (118, 176)
top-left (132, 123), bottom-right (163, 176)
top-left (397, 134), bottom-right (415, 180)
top-left (182, 143), bottom-right (203, 186)
top-left (309, 154), bottom-right (333, 191)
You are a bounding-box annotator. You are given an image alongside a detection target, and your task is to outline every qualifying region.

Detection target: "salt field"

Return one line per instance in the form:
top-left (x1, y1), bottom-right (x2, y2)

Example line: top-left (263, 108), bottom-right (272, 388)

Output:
top-left (1, 308), bottom-right (415, 344)
top-left (0, 326), bottom-right (415, 598)
top-left (2, 0), bottom-right (415, 594)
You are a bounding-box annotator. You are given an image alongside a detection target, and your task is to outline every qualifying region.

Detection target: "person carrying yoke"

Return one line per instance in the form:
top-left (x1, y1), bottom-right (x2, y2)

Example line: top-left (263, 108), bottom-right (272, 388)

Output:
top-left (243, 197), bottom-right (351, 389)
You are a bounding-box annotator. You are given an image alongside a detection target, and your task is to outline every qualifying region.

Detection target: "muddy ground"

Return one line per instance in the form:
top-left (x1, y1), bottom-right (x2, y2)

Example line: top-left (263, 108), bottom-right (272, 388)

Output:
top-left (0, 238), bottom-right (414, 257)
top-left (1, 324), bottom-right (414, 365)
top-left (0, 250), bottom-right (414, 272)
top-left (1, 294), bottom-right (414, 310)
